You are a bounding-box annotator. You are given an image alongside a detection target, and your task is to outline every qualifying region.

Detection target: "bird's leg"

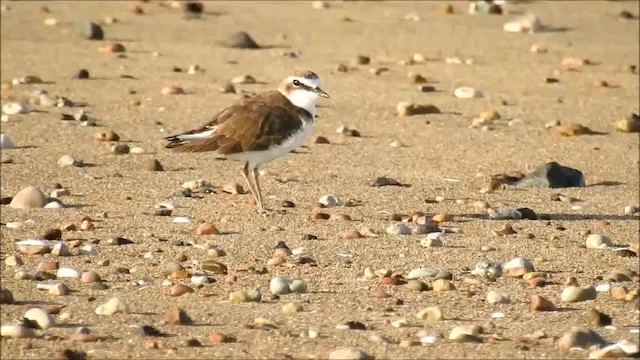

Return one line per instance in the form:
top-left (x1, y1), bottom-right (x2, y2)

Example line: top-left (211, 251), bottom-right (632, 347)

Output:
top-left (251, 167), bottom-right (267, 213)
top-left (241, 162), bottom-right (260, 209)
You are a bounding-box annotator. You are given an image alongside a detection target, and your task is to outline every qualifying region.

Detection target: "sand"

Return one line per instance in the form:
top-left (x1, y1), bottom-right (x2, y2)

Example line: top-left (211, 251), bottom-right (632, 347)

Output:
top-left (1, 1), bottom-right (639, 359)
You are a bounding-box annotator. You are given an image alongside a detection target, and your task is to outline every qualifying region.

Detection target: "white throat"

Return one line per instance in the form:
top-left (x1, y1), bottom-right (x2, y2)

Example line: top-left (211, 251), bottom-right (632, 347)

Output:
top-left (280, 89), bottom-right (318, 119)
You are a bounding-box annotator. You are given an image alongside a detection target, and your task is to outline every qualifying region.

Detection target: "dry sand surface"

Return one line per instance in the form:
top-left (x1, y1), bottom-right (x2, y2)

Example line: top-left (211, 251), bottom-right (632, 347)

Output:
top-left (1, 0), bottom-right (639, 359)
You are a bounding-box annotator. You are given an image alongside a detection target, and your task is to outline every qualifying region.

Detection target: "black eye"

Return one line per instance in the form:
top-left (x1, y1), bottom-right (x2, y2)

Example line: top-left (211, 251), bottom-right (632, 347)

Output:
top-left (292, 79), bottom-right (301, 86)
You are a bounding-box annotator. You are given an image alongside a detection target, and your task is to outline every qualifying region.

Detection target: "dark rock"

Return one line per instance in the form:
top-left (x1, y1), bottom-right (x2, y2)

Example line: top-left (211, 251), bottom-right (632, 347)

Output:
top-left (137, 325), bottom-right (168, 337)
top-left (517, 208), bottom-right (538, 220)
top-left (1, 197), bottom-right (12, 205)
top-left (107, 237), bottom-right (134, 246)
top-left (344, 321), bottom-right (367, 330)
top-left (220, 31), bottom-right (260, 49)
top-left (183, 1), bottom-right (204, 15)
top-left (75, 69), bottom-right (90, 79)
top-left (144, 159), bottom-right (164, 171)
top-left (515, 162), bottom-right (585, 188)
top-left (185, 338), bottom-right (202, 347)
top-left (372, 176), bottom-right (403, 187)
top-left (77, 22), bottom-right (104, 40)
top-left (43, 229), bottom-right (63, 240)
top-left (55, 349), bottom-right (87, 360)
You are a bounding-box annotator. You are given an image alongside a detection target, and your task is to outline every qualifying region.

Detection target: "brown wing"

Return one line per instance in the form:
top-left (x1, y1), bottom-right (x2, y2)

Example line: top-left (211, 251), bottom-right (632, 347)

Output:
top-left (164, 91), bottom-right (309, 154)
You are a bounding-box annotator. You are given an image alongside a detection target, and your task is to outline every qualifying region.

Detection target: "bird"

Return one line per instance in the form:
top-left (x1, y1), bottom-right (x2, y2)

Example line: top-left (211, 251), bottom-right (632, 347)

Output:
top-left (164, 70), bottom-right (329, 213)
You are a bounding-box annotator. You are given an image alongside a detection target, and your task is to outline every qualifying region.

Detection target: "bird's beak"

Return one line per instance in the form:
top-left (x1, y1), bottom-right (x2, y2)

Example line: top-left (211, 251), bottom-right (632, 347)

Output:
top-left (315, 87), bottom-right (330, 98)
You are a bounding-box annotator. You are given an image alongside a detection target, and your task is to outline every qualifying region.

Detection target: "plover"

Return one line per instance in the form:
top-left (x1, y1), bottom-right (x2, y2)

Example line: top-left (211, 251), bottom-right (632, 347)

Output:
top-left (165, 70), bottom-right (329, 212)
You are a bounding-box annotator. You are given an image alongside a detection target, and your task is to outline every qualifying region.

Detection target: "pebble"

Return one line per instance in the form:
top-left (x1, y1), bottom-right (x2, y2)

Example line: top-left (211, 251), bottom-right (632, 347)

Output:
top-left (319, 194), bottom-right (342, 207)
top-left (17, 239), bottom-right (51, 255)
top-left (503, 257), bottom-right (535, 273)
top-left (586, 234), bottom-right (613, 249)
top-left (80, 245), bottom-right (97, 256)
top-left (282, 302), bottom-right (303, 314)
top-left (95, 298), bottom-right (129, 315)
top-left (57, 155), bottom-right (82, 167)
top-left (51, 243), bottom-right (70, 256)
top-left (416, 306), bottom-right (443, 322)
top-left (130, 146), bottom-right (145, 154)
top-left (50, 189), bottom-right (70, 198)
top-left (590, 341), bottom-right (640, 359)
top-left (161, 85), bottom-right (185, 95)
top-left (78, 21), bottom-right (104, 40)
top-left (586, 308), bottom-right (612, 327)
top-left (624, 205), bottom-right (640, 215)
top-left (0, 133), bottom-right (14, 149)
top-left (94, 130), bottom-right (119, 141)
top-left (312, 1), bottom-right (328, 9)
top-left (372, 176), bottom-right (401, 187)
top-left (406, 280), bottom-right (427, 291)
top-left (503, 14), bottom-right (542, 33)
top-left (2, 102), bottom-right (31, 115)
top-left (165, 308), bottom-right (193, 325)
top-left (24, 308), bottom-right (54, 329)
top-left (49, 283), bottom-right (69, 296)
top-left (231, 74), bottom-right (256, 84)
top-left (562, 286), bottom-right (597, 302)
top-left (201, 260), bottom-right (227, 274)
top-left (0, 289), bottom-right (14, 304)
top-left (614, 114), bottom-right (640, 133)
top-left (432, 213), bottom-right (453, 223)
top-left (342, 229), bottom-right (363, 240)
top-left (0, 325), bottom-right (36, 339)
top-left (432, 279), bottom-right (455, 292)
top-left (449, 325), bottom-right (482, 343)
top-left (530, 44), bottom-right (548, 54)
top-left (9, 186), bottom-right (47, 209)
top-left (75, 69), bottom-right (90, 79)
top-left (488, 208), bottom-right (522, 220)
top-left (81, 271), bottom-right (101, 284)
top-left (5, 256), bottom-right (22, 267)
top-left (144, 159), bottom-right (164, 171)
top-left (396, 102), bottom-right (441, 116)
top-left (170, 284), bottom-right (194, 297)
top-left (471, 261), bottom-right (502, 279)
top-left (529, 295), bottom-right (556, 311)
top-left (98, 42), bottom-right (126, 53)
top-left (289, 279), bottom-right (308, 293)
top-left (487, 290), bottom-right (510, 304)
top-left (220, 31), bottom-right (260, 49)
top-left (407, 267), bottom-right (438, 279)
top-left (197, 223), bottom-right (220, 235)
top-left (386, 222), bottom-right (412, 235)
top-left (328, 348), bottom-right (371, 360)
top-left (270, 277), bottom-right (291, 295)
top-left (558, 327), bottom-right (606, 351)
top-left (57, 268), bottom-right (80, 278)
top-left (454, 87), bottom-right (482, 99)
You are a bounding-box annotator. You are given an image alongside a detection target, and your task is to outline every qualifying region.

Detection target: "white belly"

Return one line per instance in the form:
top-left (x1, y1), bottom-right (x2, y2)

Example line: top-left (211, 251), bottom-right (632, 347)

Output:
top-left (226, 121), bottom-right (315, 169)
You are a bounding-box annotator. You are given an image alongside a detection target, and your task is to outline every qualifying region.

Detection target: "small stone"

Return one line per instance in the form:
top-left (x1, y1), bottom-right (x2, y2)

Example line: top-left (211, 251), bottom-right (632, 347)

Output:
top-left (529, 295), bottom-right (556, 311)
top-left (161, 85), bottom-right (184, 95)
top-left (319, 194), bottom-right (342, 207)
top-left (78, 21), bottom-right (104, 40)
top-left (9, 186), bottom-right (47, 209)
top-left (209, 331), bottom-right (234, 344)
top-left (95, 298), bottom-right (129, 315)
top-left (471, 261), bottom-right (502, 279)
top-left (406, 280), bottom-right (427, 291)
top-left (558, 123), bottom-right (598, 137)
top-left (282, 302), bottom-right (303, 314)
top-left (328, 347), bottom-right (371, 360)
top-left (372, 176), bottom-right (402, 187)
top-left (165, 308), bottom-right (193, 325)
top-left (586, 308), bottom-right (612, 327)
top-left (386, 222), bottom-right (412, 235)
top-left (432, 213), bottom-right (453, 223)
top-left (396, 102), bottom-right (440, 116)
top-left (81, 271), bottom-right (101, 284)
top-left (289, 279), bottom-right (308, 293)
top-left (417, 306), bottom-right (443, 322)
top-left (557, 327), bottom-right (606, 351)
top-left (229, 291), bottom-right (247, 303)
top-left (51, 243), bottom-right (70, 256)
top-left (502, 14), bottom-right (542, 34)
top-left (98, 42), bottom-right (126, 53)
top-left (94, 130), bottom-right (119, 142)
top-left (2, 102), bottom-right (30, 115)
top-left (197, 223), bottom-right (220, 235)
top-left (407, 267), bottom-right (438, 279)
top-left (170, 284), bottom-right (194, 297)
top-left (75, 69), bottom-right (90, 79)
top-left (561, 57), bottom-right (586, 71)
top-left (515, 162), bottom-right (585, 188)
top-left (220, 31), bottom-right (260, 49)
top-left (230, 74), bottom-right (256, 84)
top-left (586, 234), bottom-right (613, 249)
top-left (353, 55), bottom-right (370, 65)
top-left (562, 286), bottom-right (597, 302)
top-left (270, 277), bottom-right (291, 295)
top-left (17, 239), bottom-right (51, 255)
top-left (201, 260), bottom-right (227, 274)
top-left (5, 256), bottom-right (22, 267)
top-left (614, 114), bottom-right (640, 133)
top-left (0, 289), bottom-right (14, 304)
top-left (0, 325), bottom-right (36, 339)
top-left (342, 229), bottom-right (363, 240)
top-left (610, 286), bottom-right (628, 300)
top-left (449, 325), bottom-right (483, 343)
top-left (144, 159), bottom-right (163, 171)
top-left (530, 44), bottom-right (548, 54)
top-left (432, 279), bottom-right (454, 292)
top-left (57, 155), bottom-right (82, 167)
top-left (57, 267), bottom-right (80, 278)
top-left (454, 87), bottom-right (482, 99)
top-left (24, 308), bottom-right (54, 329)
top-left (50, 189), bottom-right (70, 198)
top-left (486, 290), bottom-right (510, 304)
top-left (0, 133), bottom-right (14, 149)
top-left (49, 283), bottom-right (69, 296)
top-left (80, 245), bottom-right (97, 256)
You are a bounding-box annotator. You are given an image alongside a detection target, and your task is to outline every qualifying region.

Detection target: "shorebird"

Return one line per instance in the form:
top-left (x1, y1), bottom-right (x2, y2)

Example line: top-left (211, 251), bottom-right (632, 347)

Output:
top-left (164, 70), bottom-right (329, 213)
